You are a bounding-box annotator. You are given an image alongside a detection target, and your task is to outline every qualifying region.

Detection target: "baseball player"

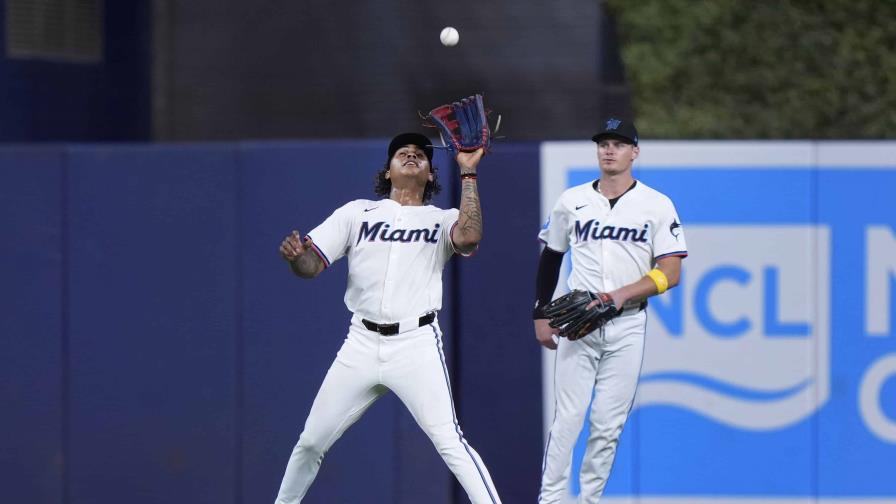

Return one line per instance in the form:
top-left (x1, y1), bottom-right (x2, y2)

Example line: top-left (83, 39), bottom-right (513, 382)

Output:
top-left (274, 133), bottom-right (501, 504)
top-left (533, 118), bottom-right (687, 503)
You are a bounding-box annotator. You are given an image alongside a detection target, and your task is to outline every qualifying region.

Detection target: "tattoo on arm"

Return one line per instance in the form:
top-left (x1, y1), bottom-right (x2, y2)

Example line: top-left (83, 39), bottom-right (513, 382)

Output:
top-left (290, 250), bottom-right (322, 279)
top-left (456, 179), bottom-right (483, 251)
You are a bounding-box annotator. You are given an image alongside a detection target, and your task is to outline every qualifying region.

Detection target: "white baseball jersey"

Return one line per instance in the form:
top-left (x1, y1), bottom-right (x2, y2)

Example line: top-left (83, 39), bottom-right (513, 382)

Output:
top-left (538, 180), bottom-right (688, 308)
top-left (277, 197), bottom-right (502, 504)
top-left (538, 179), bottom-right (687, 503)
top-left (306, 198), bottom-right (464, 322)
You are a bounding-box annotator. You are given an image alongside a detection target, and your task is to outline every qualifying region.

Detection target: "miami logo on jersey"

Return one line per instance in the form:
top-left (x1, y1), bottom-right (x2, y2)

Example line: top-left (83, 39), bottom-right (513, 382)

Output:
top-left (357, 221), bottom-right (441, 245)
top-left (574, 219), bottom-right (648, 243)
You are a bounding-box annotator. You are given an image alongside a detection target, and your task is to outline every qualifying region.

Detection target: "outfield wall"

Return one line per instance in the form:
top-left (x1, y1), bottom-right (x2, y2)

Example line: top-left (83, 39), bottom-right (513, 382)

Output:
top-left (1, 140), bottom-right (894, 503)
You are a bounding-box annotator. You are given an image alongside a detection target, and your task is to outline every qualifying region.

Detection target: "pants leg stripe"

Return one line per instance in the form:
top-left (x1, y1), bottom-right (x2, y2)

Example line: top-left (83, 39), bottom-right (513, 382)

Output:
top-left (429, 324), bottom-right (499, 504)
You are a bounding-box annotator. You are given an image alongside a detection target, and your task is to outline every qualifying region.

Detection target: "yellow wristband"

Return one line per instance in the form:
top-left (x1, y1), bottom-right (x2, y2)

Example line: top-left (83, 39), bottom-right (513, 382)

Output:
top-left (647, 268), bottom-right (669, 294)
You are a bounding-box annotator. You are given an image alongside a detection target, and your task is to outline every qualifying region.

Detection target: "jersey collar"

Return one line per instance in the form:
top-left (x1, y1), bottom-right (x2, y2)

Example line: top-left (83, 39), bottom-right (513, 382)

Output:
top-left (592, 179), bottom-right (638, 208)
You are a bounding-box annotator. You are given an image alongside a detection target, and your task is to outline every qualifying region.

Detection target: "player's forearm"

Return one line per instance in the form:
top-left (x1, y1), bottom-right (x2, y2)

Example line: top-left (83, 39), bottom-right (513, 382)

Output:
top-left (610, 265), bottom-right (680, 306)
top-left (610, 277), bottom-right (660, 306)
top-left (289, 250), bottom-right (323, 279)
top-left (454, 176), bottom-right (482, 252)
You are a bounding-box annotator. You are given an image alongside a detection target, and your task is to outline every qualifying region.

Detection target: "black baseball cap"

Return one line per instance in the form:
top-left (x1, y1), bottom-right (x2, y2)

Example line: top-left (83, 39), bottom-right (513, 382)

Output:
top-left (591, 118), bottom-right (639, 146)
top-left (388, 133), bottom-right (434, 160)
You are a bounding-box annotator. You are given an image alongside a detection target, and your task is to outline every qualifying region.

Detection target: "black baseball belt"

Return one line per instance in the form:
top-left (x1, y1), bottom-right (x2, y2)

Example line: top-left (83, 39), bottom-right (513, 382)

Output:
top-left (362, 312), bottom-right (436, 336)
top-left (617, 300), bottom-right (648, 316)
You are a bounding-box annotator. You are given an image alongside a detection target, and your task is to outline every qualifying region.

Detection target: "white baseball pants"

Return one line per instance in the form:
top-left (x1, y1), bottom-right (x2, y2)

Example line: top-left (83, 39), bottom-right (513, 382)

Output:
top-left (275, 315), bottom-right (501, 504)
top-left (539, 310), bottom-right (647, 504)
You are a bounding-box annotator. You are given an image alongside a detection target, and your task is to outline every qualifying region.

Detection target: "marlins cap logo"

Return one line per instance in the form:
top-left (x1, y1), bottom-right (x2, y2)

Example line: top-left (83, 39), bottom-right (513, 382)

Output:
top-left (605, 118), bottom-right (622, 130)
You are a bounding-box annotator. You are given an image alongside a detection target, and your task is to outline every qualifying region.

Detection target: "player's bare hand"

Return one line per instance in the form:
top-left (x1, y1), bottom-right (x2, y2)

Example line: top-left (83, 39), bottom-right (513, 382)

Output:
top-left (588, 291), bottom-right (625, 310)
top-left (456, 148), bottom-right (484, 174)
top-left (534, 318), bottom-right (559, 350)
top-left (279, 230), bottom-right (312, 262)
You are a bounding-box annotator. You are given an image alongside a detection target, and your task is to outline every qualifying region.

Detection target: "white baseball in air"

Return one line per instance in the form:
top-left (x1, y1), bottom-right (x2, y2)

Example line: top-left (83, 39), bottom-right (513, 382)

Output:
top-left (440, 26), bottom-right (459, 47)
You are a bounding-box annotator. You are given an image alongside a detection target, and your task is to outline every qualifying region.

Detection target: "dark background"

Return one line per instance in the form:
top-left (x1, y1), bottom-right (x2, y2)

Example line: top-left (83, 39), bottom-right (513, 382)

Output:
top-left (1, 0), bottom-right (629, 143)
top-left (0, 1), bottom-right (151, 141)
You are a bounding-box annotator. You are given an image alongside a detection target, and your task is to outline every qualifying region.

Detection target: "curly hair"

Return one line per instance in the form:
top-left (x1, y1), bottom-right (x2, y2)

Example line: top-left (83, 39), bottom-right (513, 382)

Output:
top-left (373, 160), bottom-right (442, 203)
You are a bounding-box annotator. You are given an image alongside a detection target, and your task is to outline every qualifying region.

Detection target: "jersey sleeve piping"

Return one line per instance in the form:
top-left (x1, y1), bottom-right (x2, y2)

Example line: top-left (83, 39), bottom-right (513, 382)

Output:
top-left (655, 250), bottom-right (688, 260)
top-left (305, 234), bottom-right (332, 268)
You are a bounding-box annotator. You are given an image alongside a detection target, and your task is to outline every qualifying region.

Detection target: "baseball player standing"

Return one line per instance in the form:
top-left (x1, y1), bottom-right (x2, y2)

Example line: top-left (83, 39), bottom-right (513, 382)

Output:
top-left (275, 133), bottom-right (501, 504)
top-left (533, 119), bottom-right (687, 503)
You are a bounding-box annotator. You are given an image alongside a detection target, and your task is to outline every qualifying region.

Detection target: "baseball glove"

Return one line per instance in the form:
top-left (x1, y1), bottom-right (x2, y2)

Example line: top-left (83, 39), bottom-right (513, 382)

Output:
top-left (424, 94), bottom-right (494, 154)
top-left (544, 290), bottom-right (619, 340)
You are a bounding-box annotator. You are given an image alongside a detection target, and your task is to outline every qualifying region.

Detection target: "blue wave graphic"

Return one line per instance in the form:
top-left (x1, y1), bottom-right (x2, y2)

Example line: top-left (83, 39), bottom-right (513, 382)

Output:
top-left (640, 372), bottom-right (813, 401)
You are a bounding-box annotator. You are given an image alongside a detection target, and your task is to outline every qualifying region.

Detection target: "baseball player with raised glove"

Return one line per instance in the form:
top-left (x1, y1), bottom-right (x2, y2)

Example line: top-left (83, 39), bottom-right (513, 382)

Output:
top-left (533, 118), bottom-right (688, 503)
top-left (274, 95), bottom-right (501, 504)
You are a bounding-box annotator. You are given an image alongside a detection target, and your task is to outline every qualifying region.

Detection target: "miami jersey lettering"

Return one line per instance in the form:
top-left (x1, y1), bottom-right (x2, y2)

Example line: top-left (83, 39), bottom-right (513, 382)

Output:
top-left (307, 198), bottom-right (461, 322)
top-left (539, 180), bottom-right (688, 309)
top-left (356, 221), bottom-right (442, 244)
top-left (573, 219), bottom-right (649, 243)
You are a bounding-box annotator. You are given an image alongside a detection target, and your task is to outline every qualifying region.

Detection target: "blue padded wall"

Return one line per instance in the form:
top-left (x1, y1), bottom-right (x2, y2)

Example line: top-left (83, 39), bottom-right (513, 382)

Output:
top-left (65, 145), bottom-right (239, 504)
top-left (454, 143), bottom-right (544, 503)
top-left (0, 140), bottom-right (544, 504)
top-left (0, 148), bottom-right (65, 504)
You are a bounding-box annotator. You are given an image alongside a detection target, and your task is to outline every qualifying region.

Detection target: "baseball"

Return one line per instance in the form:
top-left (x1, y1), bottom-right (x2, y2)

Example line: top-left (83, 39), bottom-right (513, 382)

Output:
top-left (440, 27), bottom-right (459, 47)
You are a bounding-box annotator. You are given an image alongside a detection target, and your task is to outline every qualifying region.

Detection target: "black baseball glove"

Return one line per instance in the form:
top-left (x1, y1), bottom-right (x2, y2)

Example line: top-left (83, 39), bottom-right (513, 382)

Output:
top-left (544, 290), bottom-right (619, 340)
top-left (424, 94), bottom-right (494, 154)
